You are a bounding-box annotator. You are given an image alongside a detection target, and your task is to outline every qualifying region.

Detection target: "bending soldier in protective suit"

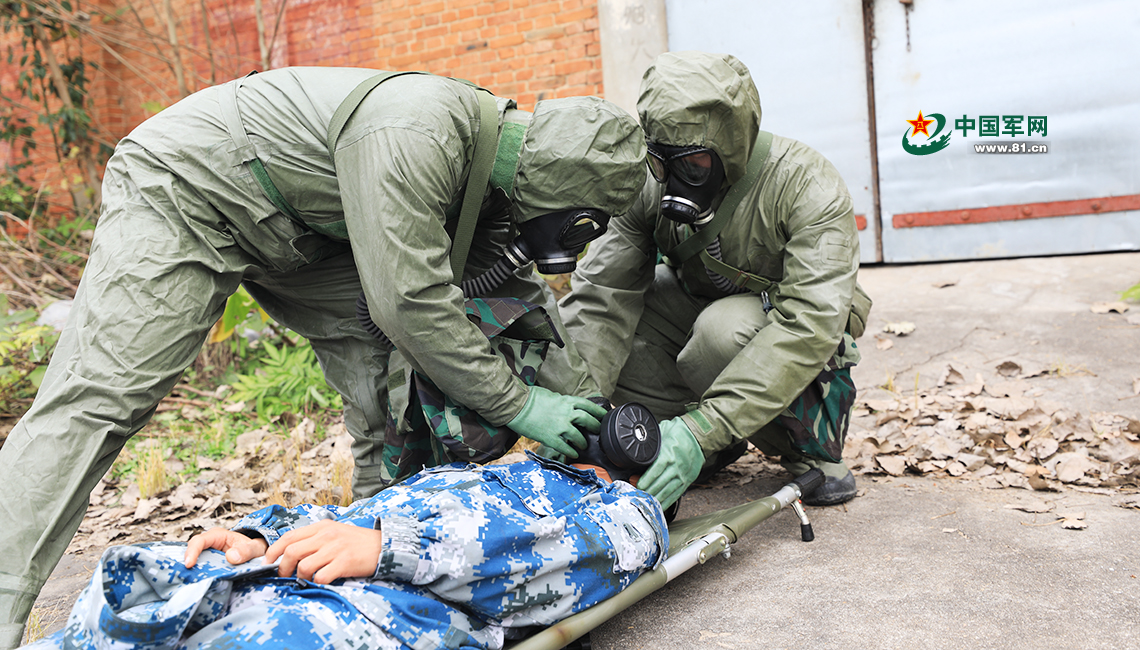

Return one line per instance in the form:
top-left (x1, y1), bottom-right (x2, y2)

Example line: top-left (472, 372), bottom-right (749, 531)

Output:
top-left (0, 67), bottom-right (646, 648)
top-left (560, 51), bottom-right (872, 511)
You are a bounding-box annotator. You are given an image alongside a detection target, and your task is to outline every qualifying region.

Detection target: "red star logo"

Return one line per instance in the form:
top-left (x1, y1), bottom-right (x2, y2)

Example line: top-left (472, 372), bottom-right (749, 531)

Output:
top-left (907, 111), bottom-right (934, 138)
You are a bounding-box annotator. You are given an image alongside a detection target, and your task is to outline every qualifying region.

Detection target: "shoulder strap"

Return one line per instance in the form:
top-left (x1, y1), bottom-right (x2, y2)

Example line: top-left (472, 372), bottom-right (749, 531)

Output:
top-left (325, 72), bottom-right (499, 284)
top-left (325, 71), bottom-right (419, 160)
top-left (450, 90), bottom-right (499, 283)
top-left (667, 131), bottom-right (773, 264)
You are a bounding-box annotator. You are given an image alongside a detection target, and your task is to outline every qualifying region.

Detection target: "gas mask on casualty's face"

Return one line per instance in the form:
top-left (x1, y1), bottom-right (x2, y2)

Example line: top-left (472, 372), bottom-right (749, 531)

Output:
top-left (647, 143), bottom-right (727, 225)
top-left (576, 401), bottom-right (661, 484)
top-left (504, 208), bottom-right (612, 275)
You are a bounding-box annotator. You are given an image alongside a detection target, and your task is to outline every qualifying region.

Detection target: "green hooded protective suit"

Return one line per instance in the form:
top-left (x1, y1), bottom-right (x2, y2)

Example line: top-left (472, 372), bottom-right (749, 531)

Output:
top-left (0, 67), bottom-right (645, 648)
top-left (560, 52), bottom-right (871, 501)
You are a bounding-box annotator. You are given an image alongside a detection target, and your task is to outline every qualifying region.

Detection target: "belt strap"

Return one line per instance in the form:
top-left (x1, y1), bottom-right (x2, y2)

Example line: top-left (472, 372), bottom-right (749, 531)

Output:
top-left (666, 131), bottom-right (773, 265)
top-left (698, 249), bottom-right (775, 293)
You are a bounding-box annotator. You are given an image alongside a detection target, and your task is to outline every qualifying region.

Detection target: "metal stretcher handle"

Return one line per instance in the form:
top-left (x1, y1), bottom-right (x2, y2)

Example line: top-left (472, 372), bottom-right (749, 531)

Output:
top-left (508, 471), bottom-right (826, 650)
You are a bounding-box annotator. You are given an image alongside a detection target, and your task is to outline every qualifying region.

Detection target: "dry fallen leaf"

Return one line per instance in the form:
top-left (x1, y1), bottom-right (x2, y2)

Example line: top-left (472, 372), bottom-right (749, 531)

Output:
top-left (1133, 377), bottom-right (1140, 396)
top-left (883, 321), bottom-right (916, 336)
top-left (932, 279), bottom-right (958, 289)
top-left (875, 336), bottom-right (894, 350)
top-left (1060, 517), bottom-right (1088, 530)
top-left (1054, 454), bottom-right (1097, 483)
top-left (937, 365), bottom-right (965, 387)
top-left (1026, 437), bottom-right (1060, 460)
top-left (995, 360), bottom-right (1023, 378)
top-left (1006, 499), bottom-right (1055, 513)
top-left (1090, 301), bottom-right (1130, 314)
top-left (876, 455), bottom-right (907, 476)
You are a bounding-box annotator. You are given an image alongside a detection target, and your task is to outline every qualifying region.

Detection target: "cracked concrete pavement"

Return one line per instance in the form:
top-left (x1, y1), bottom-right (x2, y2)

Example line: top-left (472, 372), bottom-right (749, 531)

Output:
top-left (24, 252), bottom-right (1140, 648)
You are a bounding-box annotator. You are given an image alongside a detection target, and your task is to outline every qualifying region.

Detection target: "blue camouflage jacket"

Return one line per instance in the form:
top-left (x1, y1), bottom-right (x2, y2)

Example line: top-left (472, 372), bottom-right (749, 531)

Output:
top-left (30, 454), bottom-right (667, 650)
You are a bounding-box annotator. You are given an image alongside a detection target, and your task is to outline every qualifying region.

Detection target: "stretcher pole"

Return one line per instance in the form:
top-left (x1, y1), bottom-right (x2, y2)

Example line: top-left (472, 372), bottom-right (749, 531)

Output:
top-left (507, 469), bottom-right (825, 650)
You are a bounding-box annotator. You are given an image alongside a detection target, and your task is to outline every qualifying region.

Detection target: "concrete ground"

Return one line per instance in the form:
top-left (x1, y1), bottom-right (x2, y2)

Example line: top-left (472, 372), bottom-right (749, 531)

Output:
top-left (26, 251), bottom-right (1140, 648)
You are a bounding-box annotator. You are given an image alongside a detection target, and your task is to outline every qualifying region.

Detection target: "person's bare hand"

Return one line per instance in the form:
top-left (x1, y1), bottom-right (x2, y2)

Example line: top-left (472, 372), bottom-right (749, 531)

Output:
top-left (184, 527), bottom-right (269, 568)
top-left (264, 520), bottom-right (383, 584)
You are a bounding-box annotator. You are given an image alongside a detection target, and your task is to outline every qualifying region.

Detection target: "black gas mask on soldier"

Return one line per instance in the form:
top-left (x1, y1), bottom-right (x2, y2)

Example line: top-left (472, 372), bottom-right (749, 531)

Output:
top-left (646, 143), bottom-right (727, 225)
top-left (505, 208), bottom-right (612, 275)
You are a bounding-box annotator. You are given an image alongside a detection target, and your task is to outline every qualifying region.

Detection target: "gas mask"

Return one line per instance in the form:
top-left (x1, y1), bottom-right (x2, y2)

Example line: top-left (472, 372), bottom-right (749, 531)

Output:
top-left (647, 143), bottom-right (727, 225)
top-left (577, 401), bottom-right (661, 483)
top-left (505, 208), bottom-right (612, 274)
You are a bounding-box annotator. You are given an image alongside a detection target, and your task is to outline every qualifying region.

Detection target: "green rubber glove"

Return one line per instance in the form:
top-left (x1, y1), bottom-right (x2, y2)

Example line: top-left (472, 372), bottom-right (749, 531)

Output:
top-left (638, 417), bottom-right (704, 508)
top-left (507, 386), bottom-right (607, 459)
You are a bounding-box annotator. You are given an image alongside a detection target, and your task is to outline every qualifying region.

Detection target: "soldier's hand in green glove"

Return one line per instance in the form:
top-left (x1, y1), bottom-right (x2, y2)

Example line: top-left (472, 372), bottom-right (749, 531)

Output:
top-left (508, 385), bottom-right (607, 459)
top-left (638, 417), bottom-right (704, 508)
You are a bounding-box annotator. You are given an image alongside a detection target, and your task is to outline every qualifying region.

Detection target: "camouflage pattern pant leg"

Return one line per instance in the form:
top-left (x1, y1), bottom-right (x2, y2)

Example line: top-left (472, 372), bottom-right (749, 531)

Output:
top-left (27, 456), bottom-right (667, 650)
top-left (0, 146), bottom-right (253, 649)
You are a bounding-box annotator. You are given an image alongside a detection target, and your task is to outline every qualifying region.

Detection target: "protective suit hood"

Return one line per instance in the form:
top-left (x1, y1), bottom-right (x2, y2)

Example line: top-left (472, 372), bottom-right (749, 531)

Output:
top-left (511, 96), bottom-right (646, 223)
top-left (637, 51), bottom-right (762, 187)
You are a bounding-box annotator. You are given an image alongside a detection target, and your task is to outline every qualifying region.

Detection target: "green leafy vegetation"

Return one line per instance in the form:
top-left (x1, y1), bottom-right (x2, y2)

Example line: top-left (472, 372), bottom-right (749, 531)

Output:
top-left (229, 338), bottom-right (342, 421)
top-left (0, 295), bottom-right (60, 416)
top-left (1123, 281), bottom-right (1140, 303)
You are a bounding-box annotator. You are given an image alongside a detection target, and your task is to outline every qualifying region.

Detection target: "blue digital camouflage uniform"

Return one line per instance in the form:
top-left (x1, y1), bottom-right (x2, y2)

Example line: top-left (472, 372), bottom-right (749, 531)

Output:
top-left (26, 454), bottom-right (667, 650)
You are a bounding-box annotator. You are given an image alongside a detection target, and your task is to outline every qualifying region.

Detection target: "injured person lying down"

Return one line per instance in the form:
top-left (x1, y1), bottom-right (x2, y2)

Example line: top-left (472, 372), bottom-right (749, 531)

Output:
top-left (24, 447), bottom-right (667, 650)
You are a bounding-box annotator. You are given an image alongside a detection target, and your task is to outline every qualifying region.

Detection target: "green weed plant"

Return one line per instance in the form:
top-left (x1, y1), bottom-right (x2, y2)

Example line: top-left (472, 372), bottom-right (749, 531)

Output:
top-left (229, 339), bottom-right (341, 421)
top-left (1124, 281), bottom-right (1140, 303)
top-left (0, 296), bottom-right (60, 415)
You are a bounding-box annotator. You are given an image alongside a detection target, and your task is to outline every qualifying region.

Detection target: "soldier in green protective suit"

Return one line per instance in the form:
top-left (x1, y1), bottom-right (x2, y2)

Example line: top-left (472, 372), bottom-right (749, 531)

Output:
top-left (559, 51), bottom-right (872, 512)
top-left (0, 67), bottom-right (646, 649)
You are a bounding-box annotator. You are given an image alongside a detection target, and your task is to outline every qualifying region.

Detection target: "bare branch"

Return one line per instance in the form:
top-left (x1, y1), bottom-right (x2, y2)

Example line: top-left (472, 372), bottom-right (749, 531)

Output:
top-left (161, 0), bottom-right (189, 97)
top-left (254, 0), bottom-right (268, 71)
top-left (200, 0), bottom-right (217, 85)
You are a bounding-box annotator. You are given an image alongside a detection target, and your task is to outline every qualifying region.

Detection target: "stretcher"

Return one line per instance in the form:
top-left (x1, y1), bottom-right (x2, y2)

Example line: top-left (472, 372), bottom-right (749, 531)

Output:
top-left (508, 468), bottom-right (826, 650)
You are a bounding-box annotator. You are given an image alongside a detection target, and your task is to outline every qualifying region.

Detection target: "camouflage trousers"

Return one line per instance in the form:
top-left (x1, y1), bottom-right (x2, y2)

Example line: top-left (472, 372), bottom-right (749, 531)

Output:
top-left (26, 454), bottom-right (667, 650)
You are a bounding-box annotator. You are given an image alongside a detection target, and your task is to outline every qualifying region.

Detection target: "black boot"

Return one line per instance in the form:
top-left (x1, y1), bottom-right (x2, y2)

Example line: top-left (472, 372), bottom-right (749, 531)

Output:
top-left (802, 470), bottom-right (856, 506)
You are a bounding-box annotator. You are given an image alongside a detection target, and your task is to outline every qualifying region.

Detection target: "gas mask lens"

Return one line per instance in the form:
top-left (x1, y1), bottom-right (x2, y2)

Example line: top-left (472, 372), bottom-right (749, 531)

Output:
top-left (647, 144), bottom-right (716, 185)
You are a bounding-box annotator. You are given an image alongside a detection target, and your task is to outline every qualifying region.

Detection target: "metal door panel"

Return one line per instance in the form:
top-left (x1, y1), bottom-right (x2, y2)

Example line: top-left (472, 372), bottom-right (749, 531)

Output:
top-left (665, 0), bottom-right (879, 262)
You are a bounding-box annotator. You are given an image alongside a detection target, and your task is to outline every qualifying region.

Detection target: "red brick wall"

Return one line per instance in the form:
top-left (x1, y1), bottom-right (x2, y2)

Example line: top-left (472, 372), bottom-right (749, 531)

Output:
top-left (0, 0), bottom-right (604, 217)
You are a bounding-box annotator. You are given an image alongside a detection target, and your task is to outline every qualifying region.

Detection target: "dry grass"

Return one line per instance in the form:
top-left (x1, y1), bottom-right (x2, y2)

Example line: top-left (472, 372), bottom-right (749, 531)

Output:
top-left (136, 445), bottom-right (169, 499)
top-left (20, 606), bottom-right (56, 645)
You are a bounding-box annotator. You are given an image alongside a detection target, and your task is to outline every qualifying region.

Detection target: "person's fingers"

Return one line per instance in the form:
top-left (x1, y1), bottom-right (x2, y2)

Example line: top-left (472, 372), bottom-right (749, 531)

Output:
top-left (225, 537), bottom-right (267, 565)
top-left (264, 525), bottom-right (314, 563)
top-left (560, 426), bottom-right (588, 450)
top-left (569, 411), bottom-right (602, 434)
top-left (184, 528), bottom-right (227, 568)
top-left (637, 461), bottom-right (669, 495)
top-left (573, 398), bottom-right (608, 420)
top-left (272, 529), bottom-right (327, 578)
top-left (540, 435), bottom-right (578, 459)
top-left (184, 534), bottom-right (207, 568)
top-left (298, 548), bottom-right (339, 582)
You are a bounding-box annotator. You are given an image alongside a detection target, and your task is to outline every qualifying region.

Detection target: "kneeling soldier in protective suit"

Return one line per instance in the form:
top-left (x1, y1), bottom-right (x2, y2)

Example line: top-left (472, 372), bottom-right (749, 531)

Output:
top-left (560, 51), bottom-right (872, 511)
top-left (0, 67), bottom-right (646, 648)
